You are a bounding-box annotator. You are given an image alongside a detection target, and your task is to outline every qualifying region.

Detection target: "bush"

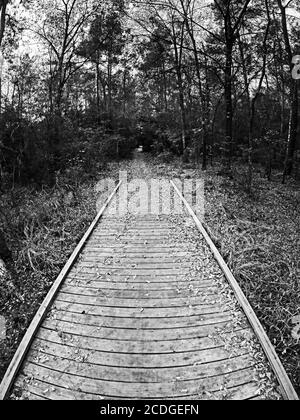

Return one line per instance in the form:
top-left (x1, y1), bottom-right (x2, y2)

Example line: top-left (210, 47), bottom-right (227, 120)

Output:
top-left (143, 129), bottom-right (180, 156)
top-left (0, 110), bottom-right (52, 187)
top-left (157, 151), bottom-right (174, 163)
top-left (0, 112), bottom-right (137, 189)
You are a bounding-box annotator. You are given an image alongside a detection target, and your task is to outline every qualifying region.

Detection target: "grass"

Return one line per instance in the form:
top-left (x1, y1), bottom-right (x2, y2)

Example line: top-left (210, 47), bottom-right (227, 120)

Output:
top-left (202, 166), bottom-right (300, 396)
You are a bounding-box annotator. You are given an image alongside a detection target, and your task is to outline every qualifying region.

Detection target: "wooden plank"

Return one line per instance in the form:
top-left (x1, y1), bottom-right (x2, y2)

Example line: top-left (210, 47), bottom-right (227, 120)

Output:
top-left (79, 257), bottom-right (189, 264)
top-left (13, 375), bottom-right (98, 400)
top-left (0, 182), bottom-right (122, 400)
top-left (63, 279), bottom-right (217, 291)
top-left (65, 276), bottom-right (215, 287)
top-left (74, 262), bottom-right (191, 269)
top-left (93, 229), bottom-right (172, 234)
top-left (171, 180), bottom-right (299, 401)
top-left (52, 301), bottom-right (231, 321)
top-left (43, 312), bottom-right (232, 337)
top-left (56, 291), bottom-right (221, 308)
top-left (95, 227), bottom-right (172, 232)
top-left (60, 284), bottom-right (218, 299)
top-left (13, 374), bottom-right (260, 400)
top-left (69, 268), bottom-right (192, 276)
top-left (96, 220), bottom-right (171, 224)
top-left (65, 269), bottom-right (207, 285)
top-left (17, 363), bottom-right (256, 398)
top-left (91, 233), bottom-right (172, 238)
top-left (26, 350), bottom-right (254, 383)
top-left (82, 248), bottom-right (187, 255)
top-left (36, 326), bottom-right (229, 354)
top-left (83, 245), bottom-right (184, 251)
top-left (164, 382), bottom-right (266, 401)
top-left (45, 309), bottom-right (237, 331)
top-left (87, 239), bottom-right (176, 244)
top-left (81, 252), bottom-right (189, 258)
top-left (42, 311), bottom-right (233, 340)
top-left (24, 339), bottom-right (247, 368)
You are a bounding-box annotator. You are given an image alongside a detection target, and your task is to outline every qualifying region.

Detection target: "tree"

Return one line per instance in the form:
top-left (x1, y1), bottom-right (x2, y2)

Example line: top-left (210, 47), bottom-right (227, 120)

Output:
top-left (277, 0), bottom-right (299, 181)
top-left (130, 1), bottom-right (191, 153)
top-left (0, 0), bottom-right (9, 47)
top-left (78, 4), bottom-right (126, 126)
top-left (212, 0), bottom-right (252, 168)
top-left (177, 0), bottom-right (210, 168)
top-left (238, 0), bottom-right (271, 191)
top-left (32, 0), bottom-right (99, 116)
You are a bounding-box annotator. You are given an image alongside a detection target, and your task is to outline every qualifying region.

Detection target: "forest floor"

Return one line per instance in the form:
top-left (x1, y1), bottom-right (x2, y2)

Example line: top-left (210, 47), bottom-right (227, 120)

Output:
top-left (0, 152), bottom-right (299, 397)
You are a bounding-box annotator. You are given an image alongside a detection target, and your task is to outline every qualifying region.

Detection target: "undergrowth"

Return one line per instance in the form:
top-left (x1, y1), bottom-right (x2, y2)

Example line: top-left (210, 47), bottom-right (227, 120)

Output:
top-left (203, 167), bottom-right (300, 395)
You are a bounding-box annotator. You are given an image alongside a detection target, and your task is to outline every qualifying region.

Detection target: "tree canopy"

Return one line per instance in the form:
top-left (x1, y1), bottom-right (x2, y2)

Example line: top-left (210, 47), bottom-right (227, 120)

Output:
top-left (0, 0), bottom-right (299, 186)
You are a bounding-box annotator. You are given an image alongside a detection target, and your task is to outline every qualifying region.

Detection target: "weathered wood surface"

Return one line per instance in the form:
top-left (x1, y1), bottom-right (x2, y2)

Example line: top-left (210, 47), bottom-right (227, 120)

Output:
top-left (0, 205), bottom-right (297, 399)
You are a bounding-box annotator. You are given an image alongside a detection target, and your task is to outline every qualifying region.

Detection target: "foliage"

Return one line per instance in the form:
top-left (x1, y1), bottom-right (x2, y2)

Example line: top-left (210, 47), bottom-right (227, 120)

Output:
top-left (0, 0), bottom-right (299, 178)
top-left (0, 112), bottom-right (136, 188)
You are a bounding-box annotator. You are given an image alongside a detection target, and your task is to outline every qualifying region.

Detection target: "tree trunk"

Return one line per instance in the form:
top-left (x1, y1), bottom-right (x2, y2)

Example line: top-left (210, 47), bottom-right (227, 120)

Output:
top-left (277, 0), bottom-right (299, 179)
top-left (238, 0), bottom-right (271, 192)
top-left (213, 0), bottom-right (252, 169)
top-left (123, 69), bottom-right (127, 118)
top-left (177, 69), bottom-right (187, 152)
top-left (0, 230), bottom-right (11, 261)
top-left (224, 40), bottom-right (234, 167)
top-left (0, 257), bottom-right (8, 283)
top-left (162, 61), bottom-right (168, 112)
top-left (96, 61), bottom-right (101, 122)
top-left (0, 0), bottom-right (8, 48)
top-left (107, 52), bottom-right (113, 127)
top-left (0, 1), bottom-right (8, 116)
top-left (171, 19), bottom-right (187, 153)
top-left (203, 56), bottom-right (211, 170)
top-left (180, 0), bottom-right (208, 169)
top-left (189, 38), bottom-right (207, 169)
top-left (283, 81), bottom-right (298, 179)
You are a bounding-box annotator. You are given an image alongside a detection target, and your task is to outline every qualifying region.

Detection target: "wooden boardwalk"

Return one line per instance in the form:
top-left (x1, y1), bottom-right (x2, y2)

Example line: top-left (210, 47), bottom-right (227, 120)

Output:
top-left (0, 183), bottom-right (298, 400)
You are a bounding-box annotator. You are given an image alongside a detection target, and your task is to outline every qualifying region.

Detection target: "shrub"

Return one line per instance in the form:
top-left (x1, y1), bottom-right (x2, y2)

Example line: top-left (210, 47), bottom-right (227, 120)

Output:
top-left (157, 151), bottom-right (174, 163)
